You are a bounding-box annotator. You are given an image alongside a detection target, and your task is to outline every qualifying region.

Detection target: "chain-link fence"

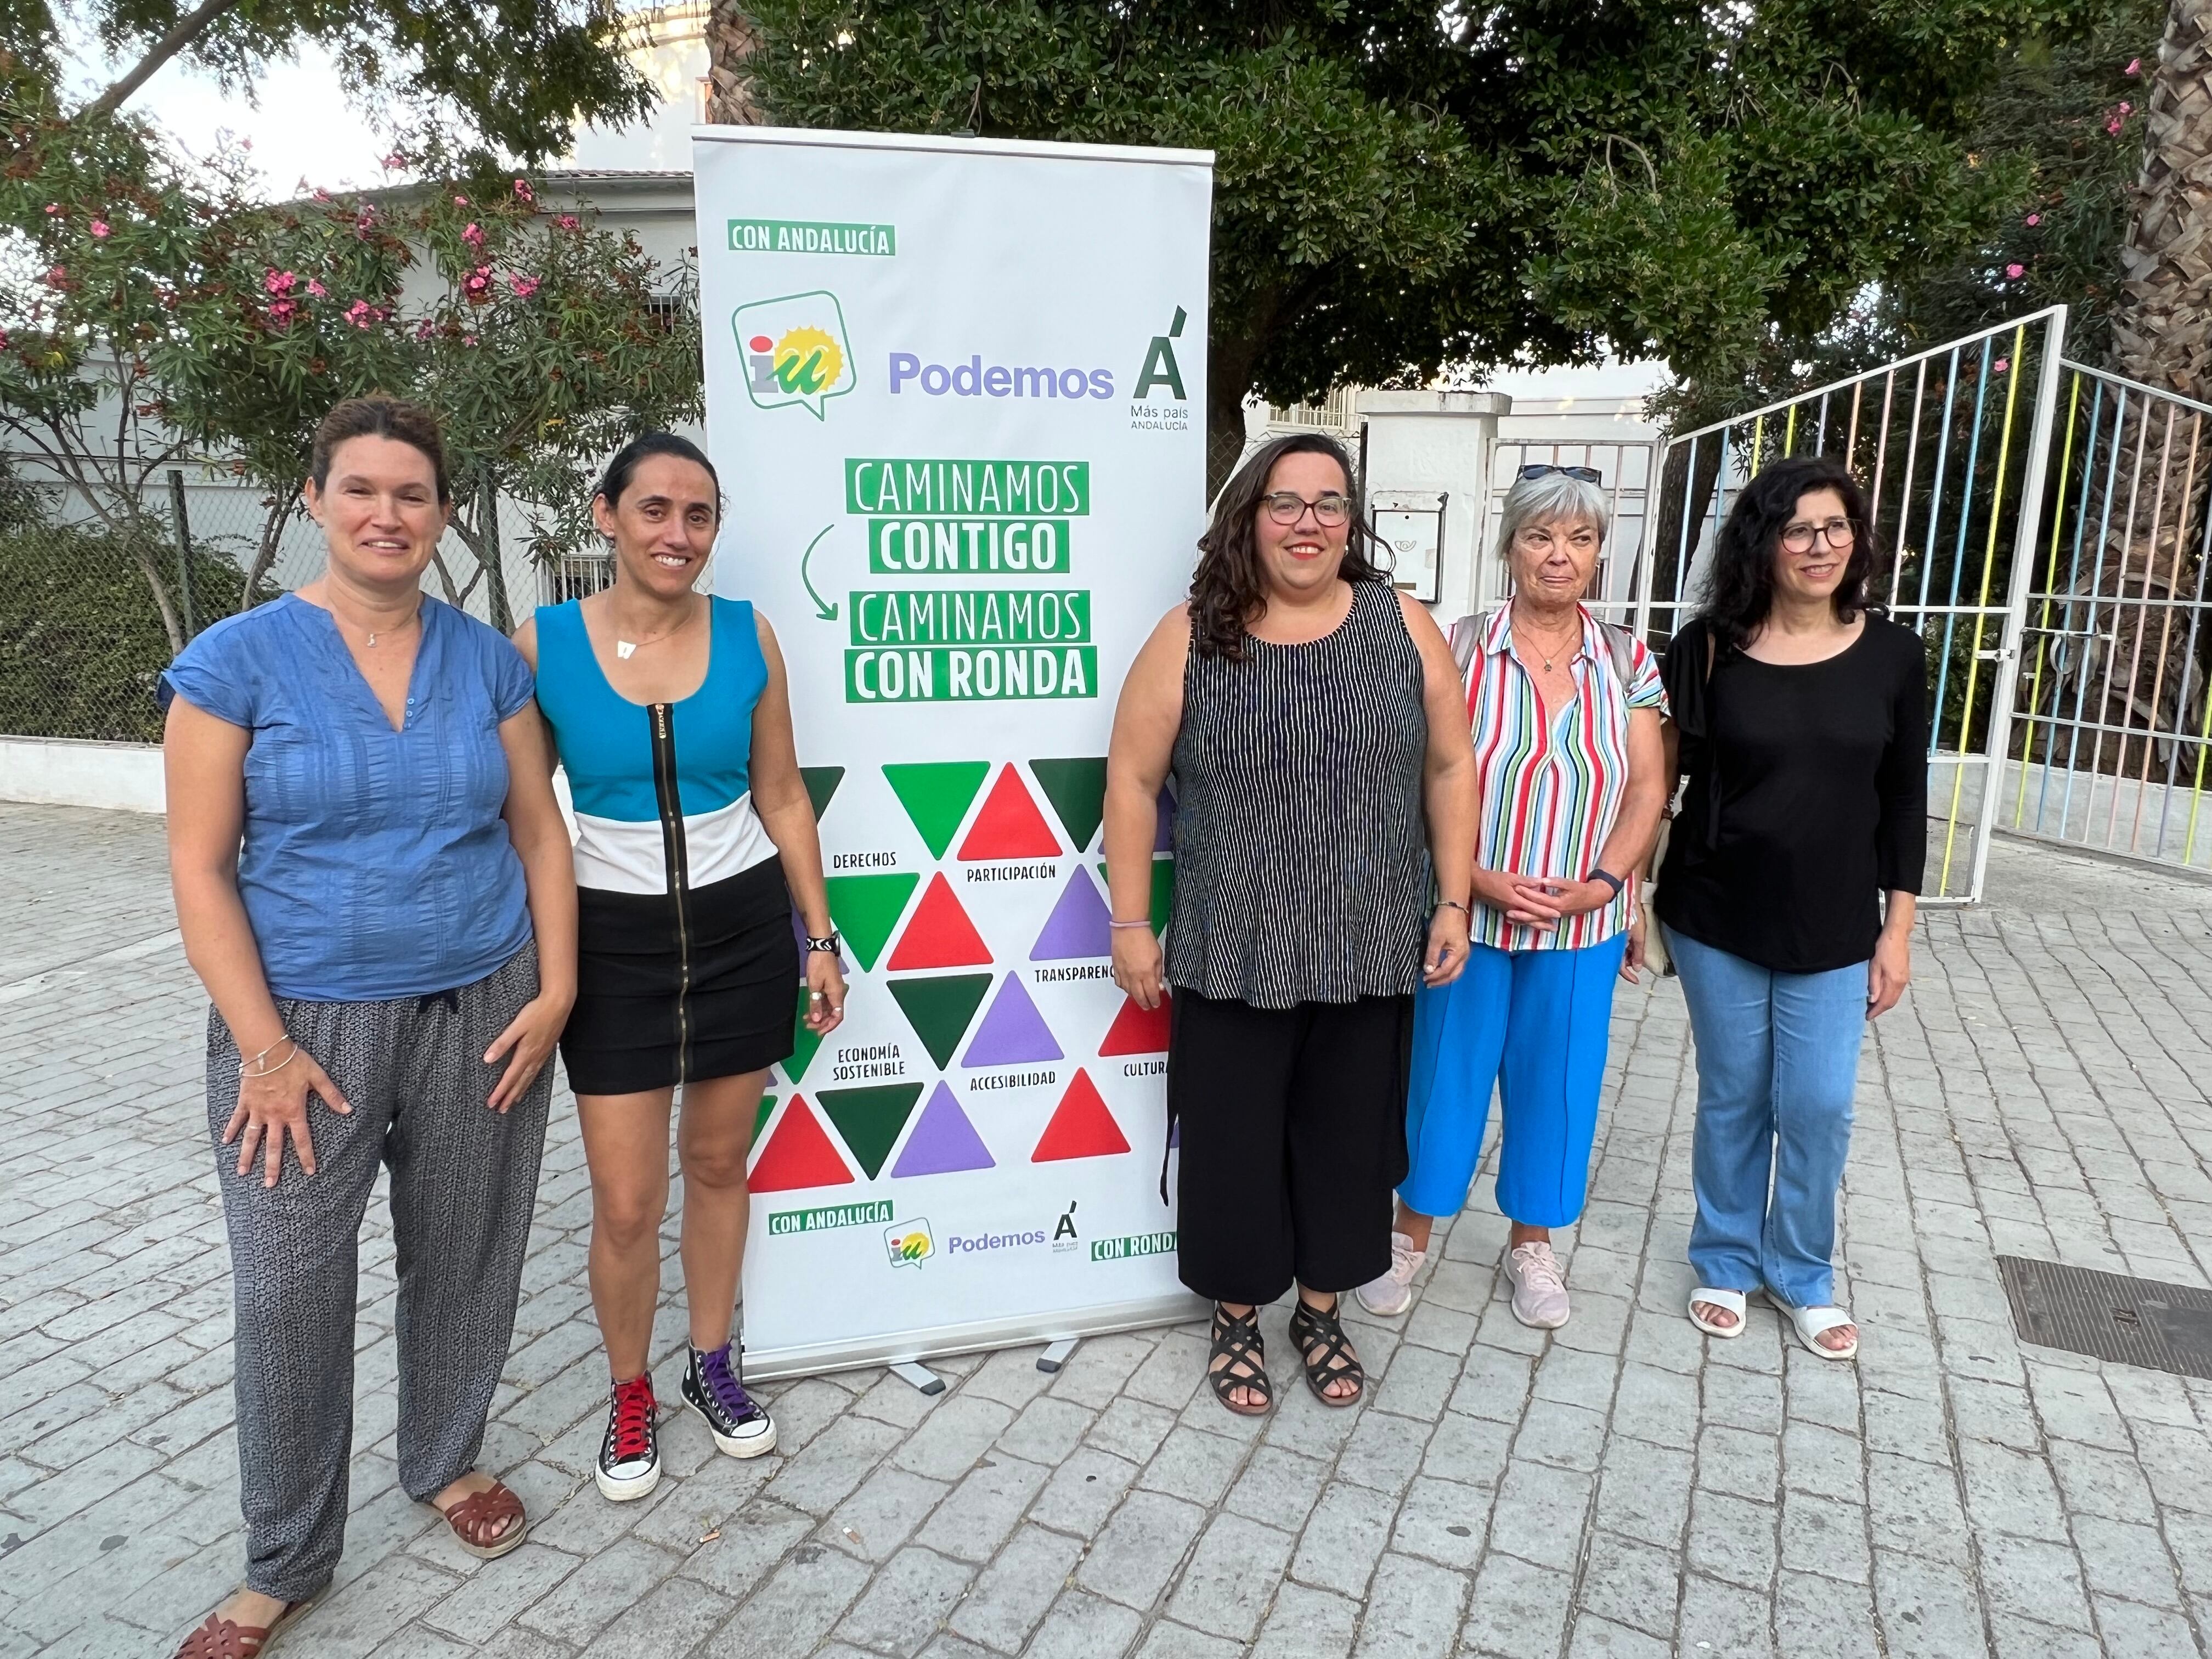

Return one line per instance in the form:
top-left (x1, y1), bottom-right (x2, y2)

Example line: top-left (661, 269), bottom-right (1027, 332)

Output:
top-left (0, 453), bottom-right (611, 744)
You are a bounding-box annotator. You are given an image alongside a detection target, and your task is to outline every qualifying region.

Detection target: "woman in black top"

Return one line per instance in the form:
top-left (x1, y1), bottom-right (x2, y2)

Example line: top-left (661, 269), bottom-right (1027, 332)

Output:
top-left (1658, 455), bottom-right (1927, 1362)
top-left (1104, 432), bottom-right (1477, 1416)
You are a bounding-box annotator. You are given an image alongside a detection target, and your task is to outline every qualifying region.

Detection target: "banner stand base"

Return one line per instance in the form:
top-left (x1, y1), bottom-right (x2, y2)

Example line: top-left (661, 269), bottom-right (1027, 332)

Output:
top-left (1036, 1338), bottom-right (1079, 1374)
top-left (744, 1291), bottom-right (1208, 1385)
top-left (890, 1361), bottom-right (947, 1396)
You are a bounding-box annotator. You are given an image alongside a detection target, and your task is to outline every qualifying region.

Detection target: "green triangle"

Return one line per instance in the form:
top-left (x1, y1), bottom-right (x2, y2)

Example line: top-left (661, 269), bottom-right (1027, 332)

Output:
top-left (884, 762), bottom-right (990, 859)
top-left (825, 871), bottom-right (920, 972)
top-left (800, 766), bottom-right (845, 821)
top-left (886, 973), bottom-right (994, 1070)
top-left (785, 987), bottom-right (827, 1082)
top-left (751, 1093), bottom-right (777, 1150)
top-left (816, 1082), bottom-right (925, 1180)
top-left (1151, 859), bottom-right (1175, 934)
top-left (1029, 758), bottom-right (1108, 854)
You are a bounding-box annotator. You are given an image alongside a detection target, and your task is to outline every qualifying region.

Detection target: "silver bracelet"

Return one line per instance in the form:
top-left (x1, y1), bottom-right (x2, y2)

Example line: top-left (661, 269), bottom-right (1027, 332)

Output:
top-left (240, 1038), bottom-right (299, 1079)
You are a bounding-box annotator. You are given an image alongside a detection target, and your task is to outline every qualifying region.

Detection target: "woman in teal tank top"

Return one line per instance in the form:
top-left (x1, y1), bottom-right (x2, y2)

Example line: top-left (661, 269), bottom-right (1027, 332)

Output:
top-left (516, 433), bottom-right (845, 1500)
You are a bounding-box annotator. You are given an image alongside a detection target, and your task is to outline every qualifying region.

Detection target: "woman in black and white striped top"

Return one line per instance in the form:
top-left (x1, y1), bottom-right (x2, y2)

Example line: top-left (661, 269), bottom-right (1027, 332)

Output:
top-left (1104, 431), bottom-right (1477, 1417)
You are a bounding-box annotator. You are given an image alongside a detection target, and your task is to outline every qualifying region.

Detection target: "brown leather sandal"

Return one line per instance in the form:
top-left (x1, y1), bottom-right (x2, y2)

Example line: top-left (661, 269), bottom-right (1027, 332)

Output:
top-left (431, 1477), bottom-right (528, 1560)
top-left (173, 1598), bottom-right (312, 1657)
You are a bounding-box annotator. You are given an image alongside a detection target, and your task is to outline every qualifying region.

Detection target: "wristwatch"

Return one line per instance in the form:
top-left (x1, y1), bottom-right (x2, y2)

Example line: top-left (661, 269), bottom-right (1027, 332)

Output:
top-left (805, 931), bottom-right (842, 956)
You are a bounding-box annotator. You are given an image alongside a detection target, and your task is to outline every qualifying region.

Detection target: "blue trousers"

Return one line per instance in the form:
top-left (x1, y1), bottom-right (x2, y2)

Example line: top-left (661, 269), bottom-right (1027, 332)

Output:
top-left (1666, 926), bottom-right (1867, 1308)
top-left (1400, 934), bottom-right (1627, 1229)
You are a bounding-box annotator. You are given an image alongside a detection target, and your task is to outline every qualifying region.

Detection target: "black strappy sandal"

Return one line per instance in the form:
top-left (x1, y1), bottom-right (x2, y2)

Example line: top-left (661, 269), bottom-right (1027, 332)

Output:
top-left (1288, 1296), bottom-right (1364, 1407)
top-left (1206, 1303), bottom-right (1273, 1417)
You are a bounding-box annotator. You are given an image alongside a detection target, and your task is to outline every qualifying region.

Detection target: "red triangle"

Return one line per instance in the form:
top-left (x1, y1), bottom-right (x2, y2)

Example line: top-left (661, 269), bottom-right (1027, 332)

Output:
top-left (1032, 1068), bottom-right (1131, 1162)
top-left (747, 1096), bottom-right (855, 1192)
top-left (957, 765), bottom-right (1062, 860)
top-left (1099, 991), bottom-right (1172, 1056)
top-left (885, 872), bottom-right (993, 970)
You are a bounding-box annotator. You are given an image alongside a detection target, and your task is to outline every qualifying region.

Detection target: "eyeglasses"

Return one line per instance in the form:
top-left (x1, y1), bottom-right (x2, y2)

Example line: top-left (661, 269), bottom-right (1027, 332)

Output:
top-left (1261, 491), bottom-right (1353, 527)
top-left (1780, 517), bottom-right (1859, 553)
top-left (1520, 464), bottom-right (1604, 485)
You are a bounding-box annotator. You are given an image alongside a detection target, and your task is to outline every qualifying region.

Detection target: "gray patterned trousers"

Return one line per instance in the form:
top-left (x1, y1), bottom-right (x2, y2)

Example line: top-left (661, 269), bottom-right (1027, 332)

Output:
top-left (205, 943), bottom-right (553, 1601)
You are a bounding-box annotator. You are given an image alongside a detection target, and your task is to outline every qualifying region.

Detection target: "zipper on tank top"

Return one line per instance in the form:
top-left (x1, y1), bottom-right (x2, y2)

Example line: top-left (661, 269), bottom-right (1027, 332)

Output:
top-left (650, 703), bottom-right (692, 1085)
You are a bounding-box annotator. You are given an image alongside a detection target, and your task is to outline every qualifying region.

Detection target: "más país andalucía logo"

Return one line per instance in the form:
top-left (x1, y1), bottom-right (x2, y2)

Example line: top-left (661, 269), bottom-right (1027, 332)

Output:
top-left (735, 290), bottom-right (857, 420)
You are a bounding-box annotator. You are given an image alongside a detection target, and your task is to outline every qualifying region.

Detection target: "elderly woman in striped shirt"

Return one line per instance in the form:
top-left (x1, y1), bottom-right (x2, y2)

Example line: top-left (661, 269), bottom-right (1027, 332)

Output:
top-left (1358, 466), bottom-right (1669, 1329)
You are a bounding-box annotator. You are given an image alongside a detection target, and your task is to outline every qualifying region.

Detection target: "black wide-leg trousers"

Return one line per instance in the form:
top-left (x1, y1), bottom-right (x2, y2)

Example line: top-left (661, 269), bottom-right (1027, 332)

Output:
top-left (1169, 988), bottom-right (1413, 1305)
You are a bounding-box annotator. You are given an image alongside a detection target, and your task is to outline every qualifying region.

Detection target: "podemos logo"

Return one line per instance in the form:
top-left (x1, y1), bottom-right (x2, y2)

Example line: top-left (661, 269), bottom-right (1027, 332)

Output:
top-left (735, 289), bottom-right (856, 420)
top-left (884, 1219), bottom-right (934, 1268)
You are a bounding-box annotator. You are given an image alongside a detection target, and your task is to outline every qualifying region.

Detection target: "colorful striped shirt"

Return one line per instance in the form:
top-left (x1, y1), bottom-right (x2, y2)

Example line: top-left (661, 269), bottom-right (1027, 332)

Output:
top-left (1466, 604), bottom-right (1667, 951)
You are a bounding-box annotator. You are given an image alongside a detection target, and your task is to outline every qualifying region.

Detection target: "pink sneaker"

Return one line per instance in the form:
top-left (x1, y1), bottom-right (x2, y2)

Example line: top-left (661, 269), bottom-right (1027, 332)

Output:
top-left (1355, 1231), bottom-right (1425, 1316)
top-left (1504, 1241), bottom-right (1571, 1329)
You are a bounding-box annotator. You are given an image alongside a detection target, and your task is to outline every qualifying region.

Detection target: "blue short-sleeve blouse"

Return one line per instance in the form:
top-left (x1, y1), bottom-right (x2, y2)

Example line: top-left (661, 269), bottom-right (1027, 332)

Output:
top-left (161, 593), bottom-right (537, 1002)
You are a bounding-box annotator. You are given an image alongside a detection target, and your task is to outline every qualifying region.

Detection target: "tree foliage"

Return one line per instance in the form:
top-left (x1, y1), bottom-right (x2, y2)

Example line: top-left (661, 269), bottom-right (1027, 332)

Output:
top-left (742, 0), bottom-right (2070, 469)
top-left (3, 0), bottom-right (653, 163)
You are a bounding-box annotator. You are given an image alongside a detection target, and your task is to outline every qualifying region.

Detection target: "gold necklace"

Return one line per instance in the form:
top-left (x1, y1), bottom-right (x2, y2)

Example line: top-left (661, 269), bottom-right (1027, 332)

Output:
top-left (614, 598), bottom-right (698, 661)
top-left (1513, 610), bottom-right (1580, 672)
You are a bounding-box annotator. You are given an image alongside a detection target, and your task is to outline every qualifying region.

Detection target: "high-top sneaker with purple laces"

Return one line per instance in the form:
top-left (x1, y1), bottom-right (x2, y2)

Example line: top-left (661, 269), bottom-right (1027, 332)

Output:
top-left (596, 1372), bottom-right (662, 1501)
top-left (682, 1343), bottom-right (777, 1458)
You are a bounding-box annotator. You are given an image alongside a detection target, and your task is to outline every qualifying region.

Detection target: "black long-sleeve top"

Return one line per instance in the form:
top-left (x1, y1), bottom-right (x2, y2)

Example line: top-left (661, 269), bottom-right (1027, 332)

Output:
top-left (1656, 613), bottom-right (1928, 974)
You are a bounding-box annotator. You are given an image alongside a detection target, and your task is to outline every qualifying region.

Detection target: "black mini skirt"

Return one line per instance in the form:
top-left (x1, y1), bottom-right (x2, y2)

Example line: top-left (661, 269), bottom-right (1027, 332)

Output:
top-left (562, 855), bottom-right (800, 1096)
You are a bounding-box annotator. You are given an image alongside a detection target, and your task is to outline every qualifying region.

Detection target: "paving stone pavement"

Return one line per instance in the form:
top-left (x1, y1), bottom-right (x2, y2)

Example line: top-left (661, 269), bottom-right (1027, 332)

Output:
top-left (4, 799), bottom-right (2212, 1658)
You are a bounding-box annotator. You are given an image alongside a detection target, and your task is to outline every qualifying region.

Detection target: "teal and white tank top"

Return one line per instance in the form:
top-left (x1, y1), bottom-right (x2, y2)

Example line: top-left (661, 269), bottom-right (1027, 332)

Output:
top-left (533, 596), bottom-right (775, 894)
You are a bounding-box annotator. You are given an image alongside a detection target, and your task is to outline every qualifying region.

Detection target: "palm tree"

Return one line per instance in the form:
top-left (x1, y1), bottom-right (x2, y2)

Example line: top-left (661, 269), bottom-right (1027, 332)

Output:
top-left (706, 1), bottom-right (763, 125)
top-left (2112, 0), bottom-right (2211, 400)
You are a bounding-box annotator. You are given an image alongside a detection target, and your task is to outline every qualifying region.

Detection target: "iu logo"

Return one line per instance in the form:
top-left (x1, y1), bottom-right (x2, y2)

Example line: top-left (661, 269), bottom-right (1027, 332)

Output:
top-left (732, 289), bottom-right (857, 420)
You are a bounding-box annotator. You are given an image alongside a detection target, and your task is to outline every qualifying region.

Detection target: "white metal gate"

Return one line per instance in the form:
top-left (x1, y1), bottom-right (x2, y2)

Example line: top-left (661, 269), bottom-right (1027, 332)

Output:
top-left (1640, 309), bottom-right (2072, 905)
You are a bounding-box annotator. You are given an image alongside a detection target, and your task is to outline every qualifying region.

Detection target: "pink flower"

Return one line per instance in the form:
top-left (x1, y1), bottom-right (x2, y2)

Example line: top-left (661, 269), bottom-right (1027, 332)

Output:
top-left (2118, 101), bottom-right (2132, 116)
top-left (313, 189), bottom-right (331, 203)
top-left (556, 214), bottom-right (580, 231)
top-left (464, 265), bottom-right (494, 303)
top-left (356, 205), bottom-right (377, 234)
top-left (307, 278), bottom-right (328, 297)
top-left (1994, 358), bottom-right (2011, 374)
top-left (453, 194), bottom-right (469, 207)
top-left (88, 219), bottom-right (109, 238)
top-left (43, 265), bottom-right (65, 286)
top-left (461, 222), bottom-right (486, 248)
top-left (463, 333), bottom-right (478, 347)
top-left (415, 319), bottom-right (437, 341)
top-left (263, 268), bottom-right (298, 296)
top-left (512, 179), bottom-right (534, 202)
top-left (2125, 57), bottom-right (2141, 75)
top-left (509, 274), bottom-right (540, 298)
top-left (269, 298), bottom-right (298, 326)
top-left (2108, 116), bottom-right (2125, 134)
top-left (382, 151), bottom-right (408, 169)
top-left (345, 298), bottom-right (375, 328)
top-left (2026, 213), bottom-right (2041, 226)
top-left (2005, 263), bottom-right (2024, 279)
top-left (43, 202), bottom-right (60, 216)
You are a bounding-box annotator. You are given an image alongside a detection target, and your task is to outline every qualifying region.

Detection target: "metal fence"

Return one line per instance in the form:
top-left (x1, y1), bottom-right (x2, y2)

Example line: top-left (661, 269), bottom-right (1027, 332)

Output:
top-left (0, 454), bottom-right (610, 744)
top-left (2002, 366), bottom-right (2212, 870)
top-left (1641, 309), bottom-right (2071, 905)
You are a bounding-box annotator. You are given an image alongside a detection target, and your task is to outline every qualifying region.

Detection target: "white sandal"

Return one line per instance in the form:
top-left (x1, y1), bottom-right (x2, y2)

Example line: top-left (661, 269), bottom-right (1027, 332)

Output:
top-left (1687, 1288), bottom-right (1746, 1338)
top-left (1769, 1295), bottom-right (1858, 1360)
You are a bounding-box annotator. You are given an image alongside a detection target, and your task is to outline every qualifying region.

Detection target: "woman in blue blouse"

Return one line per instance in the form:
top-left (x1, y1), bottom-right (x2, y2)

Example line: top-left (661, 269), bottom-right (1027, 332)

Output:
top-left (163, 397), bottom-right (577, 1659)
top-left (517, 432), bottom-right (845, 1503)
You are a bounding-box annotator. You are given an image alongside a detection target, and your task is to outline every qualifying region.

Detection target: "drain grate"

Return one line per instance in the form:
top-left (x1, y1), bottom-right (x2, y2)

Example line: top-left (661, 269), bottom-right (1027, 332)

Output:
top-left (1997, 1256), bottom-right (2212, 1379)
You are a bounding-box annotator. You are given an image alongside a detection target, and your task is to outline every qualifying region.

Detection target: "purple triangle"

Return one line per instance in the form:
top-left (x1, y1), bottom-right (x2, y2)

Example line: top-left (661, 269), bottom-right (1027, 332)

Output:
top-left (890, 1081), bottom-right (996, 1177)
top-left (962, 974), bottom-right (1064, 1066)
top-left (1154, 788), bottom-right (1175, 853)
top-left (1030, 865), bottom-right (1113, 961)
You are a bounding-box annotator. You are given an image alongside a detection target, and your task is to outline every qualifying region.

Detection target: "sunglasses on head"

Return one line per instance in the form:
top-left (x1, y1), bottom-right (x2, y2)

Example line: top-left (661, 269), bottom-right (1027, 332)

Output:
top-left (1520, 464), bottom-right (1604, 485)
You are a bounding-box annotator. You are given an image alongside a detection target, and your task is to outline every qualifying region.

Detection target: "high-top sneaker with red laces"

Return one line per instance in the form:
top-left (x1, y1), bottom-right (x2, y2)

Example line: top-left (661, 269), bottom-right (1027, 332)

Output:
top-left (681, 1342), bottom-right (777, 1458)
top-left (596, 1372), bottom-right (661, 1501)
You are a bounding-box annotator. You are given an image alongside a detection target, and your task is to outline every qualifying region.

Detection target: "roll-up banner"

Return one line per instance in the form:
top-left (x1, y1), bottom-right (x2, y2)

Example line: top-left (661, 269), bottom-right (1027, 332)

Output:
top-left (696, 126), bottom-right (1214, 1380)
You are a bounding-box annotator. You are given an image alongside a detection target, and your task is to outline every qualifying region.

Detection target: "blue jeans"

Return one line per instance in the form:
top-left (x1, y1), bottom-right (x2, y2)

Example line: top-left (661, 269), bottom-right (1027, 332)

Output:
top-left (1665, 926), bottom-right (1867, 1308)
top-left (1400, 934), bottom-right (1627, 1229)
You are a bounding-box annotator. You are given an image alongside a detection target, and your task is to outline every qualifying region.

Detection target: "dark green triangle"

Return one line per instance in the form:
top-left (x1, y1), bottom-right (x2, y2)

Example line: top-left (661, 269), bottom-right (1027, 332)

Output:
top-left (751, 1094), bottom-right (777, 1150)
top-left (1030, 758), bottom-right (1108, 854)
top-left (786, 988), bottom-right (827, 1082)
top-left (886, 973), bottom-right (994, 1070)
top-left (1151, 859), bottom-right (1175, 934)
top-left (884, 761), bottom-right (990, 860)
top-left (825, 871), bottom-right (920, 972)
top-left (800, 766), bottom-right (845, 821)
top-left (816, 1082), bottom-right (925, 1180)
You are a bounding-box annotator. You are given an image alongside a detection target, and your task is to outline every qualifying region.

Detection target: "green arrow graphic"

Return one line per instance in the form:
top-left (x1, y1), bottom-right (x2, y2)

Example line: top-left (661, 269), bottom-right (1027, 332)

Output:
top-left (800, 523), bottom-right (837, 620)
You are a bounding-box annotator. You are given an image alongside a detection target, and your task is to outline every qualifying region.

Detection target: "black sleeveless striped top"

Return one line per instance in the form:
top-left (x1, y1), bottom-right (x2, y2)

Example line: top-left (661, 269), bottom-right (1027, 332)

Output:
top-left (1165, 578), bottom-right (1432, 1008)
